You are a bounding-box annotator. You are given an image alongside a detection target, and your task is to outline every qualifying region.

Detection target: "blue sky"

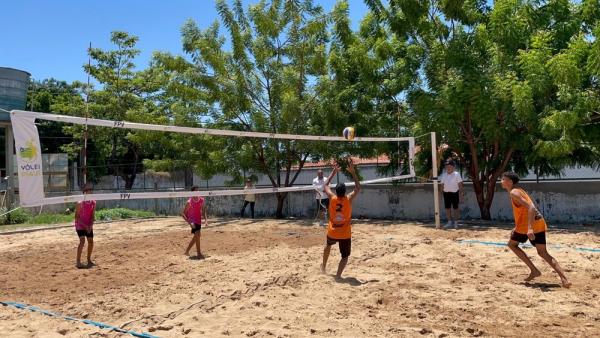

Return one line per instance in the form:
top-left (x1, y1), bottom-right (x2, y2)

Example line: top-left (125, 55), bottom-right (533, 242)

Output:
top-left (1, 0), bottom-right (368, 83)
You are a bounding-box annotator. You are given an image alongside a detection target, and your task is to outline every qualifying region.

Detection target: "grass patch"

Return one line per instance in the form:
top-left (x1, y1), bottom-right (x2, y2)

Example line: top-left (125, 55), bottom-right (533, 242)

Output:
top-left (96, 208), bottom-right (155, 221)
top-left (27, 213), bottom-right (74, 225)
top-left (0, 208), bottom-right (156, 231)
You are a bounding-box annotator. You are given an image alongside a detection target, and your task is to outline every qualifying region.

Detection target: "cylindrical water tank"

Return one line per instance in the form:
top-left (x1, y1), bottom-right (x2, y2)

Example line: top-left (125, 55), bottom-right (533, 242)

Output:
top-left (0, 67), bottom-right (31, 111)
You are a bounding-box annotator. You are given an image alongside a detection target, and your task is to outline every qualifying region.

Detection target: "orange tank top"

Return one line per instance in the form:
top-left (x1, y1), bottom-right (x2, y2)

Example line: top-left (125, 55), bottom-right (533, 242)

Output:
top-left (511, 188), bottom-right (547, 234)
top-left (327, 195), bottom-right (352, 239)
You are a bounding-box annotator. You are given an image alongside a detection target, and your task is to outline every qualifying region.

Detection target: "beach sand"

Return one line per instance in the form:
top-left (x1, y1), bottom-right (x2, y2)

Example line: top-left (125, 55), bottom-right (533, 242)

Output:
top-left (0, 218), bottom-right (598, 337)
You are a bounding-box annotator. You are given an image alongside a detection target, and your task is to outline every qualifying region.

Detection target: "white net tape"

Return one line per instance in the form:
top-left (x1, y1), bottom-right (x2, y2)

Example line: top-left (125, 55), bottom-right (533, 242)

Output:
top-left (11, 110), bottom-right (416, 206)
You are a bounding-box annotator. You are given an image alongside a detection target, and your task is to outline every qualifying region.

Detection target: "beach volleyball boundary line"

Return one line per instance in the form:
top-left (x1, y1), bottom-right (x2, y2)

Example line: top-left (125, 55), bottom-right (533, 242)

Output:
top-left (0, 301), bottom-right (159, 338)
top-left (457, 239), bottom-right (600, 252)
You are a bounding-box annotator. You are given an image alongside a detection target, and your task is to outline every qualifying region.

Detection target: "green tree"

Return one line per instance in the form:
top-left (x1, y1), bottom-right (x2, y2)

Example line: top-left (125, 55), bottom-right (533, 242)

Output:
top-left (319, 1), bottom-right (422, 177)
top-left (62, 32), bottom-right (157, 189)
top-left (26, 79), bottom-right (111, 188)
top-left (26, 79), bottom-right (80, 154)
top-left (366, 0), bottom-right (600, 219)
top-left (155, 0), bottom-right (336, 217)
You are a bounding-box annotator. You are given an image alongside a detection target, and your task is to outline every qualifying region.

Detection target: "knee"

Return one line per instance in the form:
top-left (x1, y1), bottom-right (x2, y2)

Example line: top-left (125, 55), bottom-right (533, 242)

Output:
top-left (79, 238), bottom-right (86, 245)
top-left (536, 249), bottom-right (549, 258)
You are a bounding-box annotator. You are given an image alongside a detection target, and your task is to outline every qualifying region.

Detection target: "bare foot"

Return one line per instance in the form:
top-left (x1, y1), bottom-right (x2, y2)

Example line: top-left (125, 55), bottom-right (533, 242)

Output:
top-left (76, 263), bottom-right (86, 269)
top-left (184, 251), bottom-right (190, 256)
top-left (86, 261), bottom-right (95, 268)
top-left (561, 278), bottom-right (572, 288)
top-left (524, 270), bottom-right (542, 281)
top-left (189, 254), bottom-right (205, 260)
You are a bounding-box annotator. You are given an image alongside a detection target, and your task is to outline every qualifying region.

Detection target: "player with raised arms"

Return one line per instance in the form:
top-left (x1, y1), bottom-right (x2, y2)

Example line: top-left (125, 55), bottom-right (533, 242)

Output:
top-left (320, 160), bottom-right (361, 280)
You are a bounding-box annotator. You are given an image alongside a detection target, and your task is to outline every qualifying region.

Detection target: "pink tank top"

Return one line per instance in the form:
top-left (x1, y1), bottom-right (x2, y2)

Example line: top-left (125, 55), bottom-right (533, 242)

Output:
top-left (185, 197), bottom-right (204, 224)
top-left (75, 200), bottom-right (96, 230)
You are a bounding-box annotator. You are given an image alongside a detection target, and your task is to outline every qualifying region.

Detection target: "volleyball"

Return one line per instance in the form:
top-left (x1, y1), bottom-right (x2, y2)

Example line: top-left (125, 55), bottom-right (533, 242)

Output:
top-left (343, 127), bottom-right (355, 140)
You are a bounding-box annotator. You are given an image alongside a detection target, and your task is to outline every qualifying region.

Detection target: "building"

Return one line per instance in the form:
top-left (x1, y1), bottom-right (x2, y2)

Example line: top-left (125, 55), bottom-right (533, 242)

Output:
top-left (0, 67), bottom-right (30, 209)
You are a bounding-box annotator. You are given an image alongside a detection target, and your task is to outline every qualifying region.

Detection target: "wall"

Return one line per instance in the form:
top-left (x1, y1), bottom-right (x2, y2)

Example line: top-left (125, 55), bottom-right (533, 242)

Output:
top-left (87, 166), bottom-right (393, 191)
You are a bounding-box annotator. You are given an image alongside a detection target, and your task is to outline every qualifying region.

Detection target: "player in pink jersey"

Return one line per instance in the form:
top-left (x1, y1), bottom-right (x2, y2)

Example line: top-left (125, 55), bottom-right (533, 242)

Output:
top-left (181, 186), bottom-right (208, 259)
top-left (74, 184), bottom-right (96, 269)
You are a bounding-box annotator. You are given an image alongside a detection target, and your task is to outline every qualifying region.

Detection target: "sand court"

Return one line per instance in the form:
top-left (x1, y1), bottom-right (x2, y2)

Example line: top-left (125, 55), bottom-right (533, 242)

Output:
top-left (0, 218), bottom-right (598, 337)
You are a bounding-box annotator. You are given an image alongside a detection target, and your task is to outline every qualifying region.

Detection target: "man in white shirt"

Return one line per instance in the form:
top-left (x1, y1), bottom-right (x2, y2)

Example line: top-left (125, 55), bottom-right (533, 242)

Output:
top-left (313, 169), bottom-right (335, 226)
top-left (440, 160), bottom-right (464, 228)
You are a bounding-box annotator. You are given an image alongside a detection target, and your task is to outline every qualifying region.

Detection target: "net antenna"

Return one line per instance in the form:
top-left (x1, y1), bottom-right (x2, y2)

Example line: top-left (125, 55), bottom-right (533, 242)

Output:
top-left (10, 110), bottom-right (418, 206)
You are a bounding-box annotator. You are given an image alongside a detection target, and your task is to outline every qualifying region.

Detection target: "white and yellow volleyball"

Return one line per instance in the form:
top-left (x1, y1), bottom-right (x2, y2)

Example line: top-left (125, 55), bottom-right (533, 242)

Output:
top-left (343, 127), bottom-right (355, 140)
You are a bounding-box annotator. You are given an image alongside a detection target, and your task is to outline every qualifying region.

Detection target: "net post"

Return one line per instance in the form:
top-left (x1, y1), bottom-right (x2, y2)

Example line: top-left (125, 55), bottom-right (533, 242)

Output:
top-left (431, 132), bottom-right (441, 229)
top-left (408, 138), bottom-right (415, 177)
top-left (5, 126), bottom-right (15, 211)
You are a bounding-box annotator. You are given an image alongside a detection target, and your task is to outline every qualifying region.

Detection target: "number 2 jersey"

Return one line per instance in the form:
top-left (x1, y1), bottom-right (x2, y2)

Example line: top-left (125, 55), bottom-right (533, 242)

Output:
top-left (327, 195), bottom-right (352, 239)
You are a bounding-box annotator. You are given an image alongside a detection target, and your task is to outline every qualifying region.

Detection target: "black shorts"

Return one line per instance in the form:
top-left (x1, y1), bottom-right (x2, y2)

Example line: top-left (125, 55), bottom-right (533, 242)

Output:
top-left (191, 223), bottom-right (201, 234)
top-left (511, 231), bottom-right (546, 246)
top-left (317, 198), bottom-right (329, 210)
top-left (76, 229), bottom-right (93, 238)
top-left (326, 236), bottom-right (351, 258)
top-left (443, 191), bottom-right (460, 209)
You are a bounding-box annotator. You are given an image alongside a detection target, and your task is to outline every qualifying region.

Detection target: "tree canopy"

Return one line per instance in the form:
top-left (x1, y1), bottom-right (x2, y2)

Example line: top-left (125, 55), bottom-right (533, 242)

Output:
top-left (29, 0), bottom-right (600, 219)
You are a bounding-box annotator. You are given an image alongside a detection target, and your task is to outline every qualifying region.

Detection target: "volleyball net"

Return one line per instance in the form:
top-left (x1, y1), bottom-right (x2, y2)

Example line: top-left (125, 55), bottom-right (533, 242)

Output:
top-left (10, 110), bottom-right (419, 207)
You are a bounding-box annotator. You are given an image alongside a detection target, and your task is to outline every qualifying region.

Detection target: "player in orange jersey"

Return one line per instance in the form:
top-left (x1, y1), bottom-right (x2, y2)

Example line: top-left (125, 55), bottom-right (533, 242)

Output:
top-left (502, 172), bottom-right (571, 288)
top-left (320, 161), bottom-right (361, 280)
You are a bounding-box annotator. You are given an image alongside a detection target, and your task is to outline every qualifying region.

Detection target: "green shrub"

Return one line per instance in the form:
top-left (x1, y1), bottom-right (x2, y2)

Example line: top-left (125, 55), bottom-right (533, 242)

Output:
top-left (27, 213), bottom-right (74, 225)
top-left (95, 208), bottom-right (154, 221)
top-left (0, 208), bottom-right (31, 225)
top-left (0, 207), bottom-right (154, 226)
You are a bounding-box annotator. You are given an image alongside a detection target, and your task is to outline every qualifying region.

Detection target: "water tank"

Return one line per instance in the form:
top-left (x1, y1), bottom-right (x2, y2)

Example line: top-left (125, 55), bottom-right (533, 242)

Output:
top-left (0, 67), bottom-right (30, 120)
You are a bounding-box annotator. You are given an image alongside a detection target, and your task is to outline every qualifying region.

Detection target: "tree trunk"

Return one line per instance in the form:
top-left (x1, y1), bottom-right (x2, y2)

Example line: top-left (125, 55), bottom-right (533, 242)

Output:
top-left (479, 200), bottom-right (492, 220)
top-left (471, 177), bottom-right (492, 220)
top-left (467, 157), bottom-right (512, 220)
top-left (461, 115), bottom-right (510, 220)
top-left (275, 192), bottom-right (287, 219)
top-left (123, 173), bottom-right (136, 190)
top-left (482, 178), bottom-right (498, 220)
top-left (184, 168), bottom-right (194, 189)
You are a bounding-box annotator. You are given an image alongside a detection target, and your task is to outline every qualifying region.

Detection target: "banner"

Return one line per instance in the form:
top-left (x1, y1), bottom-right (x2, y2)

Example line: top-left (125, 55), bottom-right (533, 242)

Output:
top-left (11, 111), bottom-right (45, 206)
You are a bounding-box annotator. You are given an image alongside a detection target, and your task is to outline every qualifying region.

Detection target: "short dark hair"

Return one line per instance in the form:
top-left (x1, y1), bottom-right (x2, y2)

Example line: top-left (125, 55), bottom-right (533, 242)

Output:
top-left (445, 160), bottom-right (455, 166)
top-left (191, 185), bottom-right (200, 191)
top-left (335, 183), bottom-right (346, 197)
top-left (502, 172), bottom-right (520, 184)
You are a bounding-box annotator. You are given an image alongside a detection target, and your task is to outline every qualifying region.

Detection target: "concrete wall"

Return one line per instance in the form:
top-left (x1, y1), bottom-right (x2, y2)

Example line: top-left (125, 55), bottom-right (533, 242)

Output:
top-left (87, 165), bottom-right (392, 191)
top-left (32, 181), bottom-right (600, 224)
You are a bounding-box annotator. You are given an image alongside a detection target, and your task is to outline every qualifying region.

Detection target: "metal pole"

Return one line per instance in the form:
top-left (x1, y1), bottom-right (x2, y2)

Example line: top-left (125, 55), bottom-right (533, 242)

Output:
top-left (431, 132), bottom-right (441, 229)
top-left (5, 126), bottom-right (14, 211)
top-left (83, 42), bottom-right (92, 187)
